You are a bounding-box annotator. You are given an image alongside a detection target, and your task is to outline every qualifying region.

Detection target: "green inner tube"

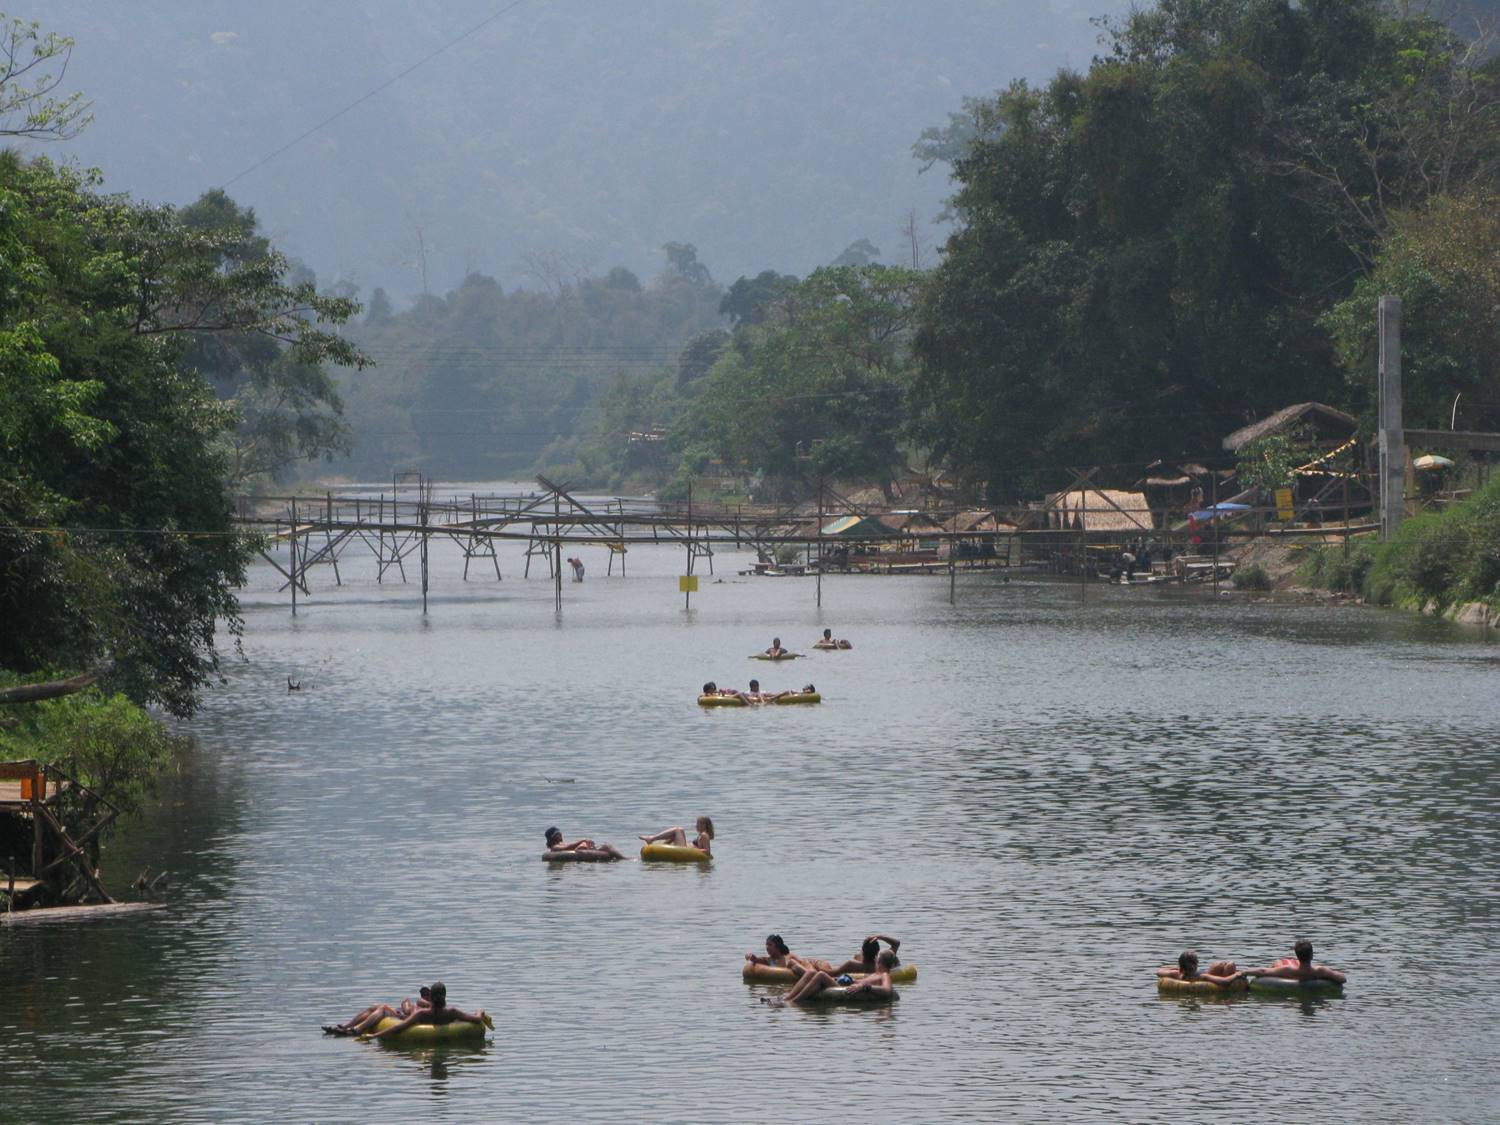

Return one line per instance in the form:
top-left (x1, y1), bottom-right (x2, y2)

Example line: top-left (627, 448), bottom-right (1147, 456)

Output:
top-left (1248, 976), bottom-right (1345, 996)
top-left (801, 986), bottom-right (898, 1006)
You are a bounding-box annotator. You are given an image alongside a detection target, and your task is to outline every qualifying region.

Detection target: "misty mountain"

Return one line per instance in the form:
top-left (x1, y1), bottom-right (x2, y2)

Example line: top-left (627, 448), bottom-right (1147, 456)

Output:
top-left (29, 0), bottom-right (1128, 298)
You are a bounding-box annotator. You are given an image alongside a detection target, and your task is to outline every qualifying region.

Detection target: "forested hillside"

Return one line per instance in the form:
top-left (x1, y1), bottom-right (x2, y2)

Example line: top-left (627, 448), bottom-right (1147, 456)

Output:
top-left (332, 251), bottom-right (723, 481)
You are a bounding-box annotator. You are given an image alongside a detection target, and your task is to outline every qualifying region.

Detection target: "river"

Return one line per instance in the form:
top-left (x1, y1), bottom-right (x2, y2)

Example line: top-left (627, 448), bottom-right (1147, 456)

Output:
top-left (2, 531), bottom-right (1497, 1122)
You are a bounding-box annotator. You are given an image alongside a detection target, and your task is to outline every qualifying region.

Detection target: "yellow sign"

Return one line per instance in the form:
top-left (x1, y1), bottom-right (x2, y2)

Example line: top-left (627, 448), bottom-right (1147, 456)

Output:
top-left (1274, 487), bottom-right (1294, 521)
top-left (678, 575), bottom-right (699, 593)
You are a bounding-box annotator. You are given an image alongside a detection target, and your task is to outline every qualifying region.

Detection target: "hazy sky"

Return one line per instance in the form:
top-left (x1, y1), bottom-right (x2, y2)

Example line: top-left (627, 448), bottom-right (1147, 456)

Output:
top-left (25, 1), bottom-right (1131, 299)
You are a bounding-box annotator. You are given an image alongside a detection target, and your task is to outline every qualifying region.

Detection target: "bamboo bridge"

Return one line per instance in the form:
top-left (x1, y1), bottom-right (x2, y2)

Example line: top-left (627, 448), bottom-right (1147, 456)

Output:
top-left (232, 473), bottom-right (1374, 613)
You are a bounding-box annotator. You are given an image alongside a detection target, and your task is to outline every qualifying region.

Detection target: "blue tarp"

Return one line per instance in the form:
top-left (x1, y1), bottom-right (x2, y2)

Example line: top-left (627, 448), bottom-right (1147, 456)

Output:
top-left (1190, 502), bottom-right (1252, 521)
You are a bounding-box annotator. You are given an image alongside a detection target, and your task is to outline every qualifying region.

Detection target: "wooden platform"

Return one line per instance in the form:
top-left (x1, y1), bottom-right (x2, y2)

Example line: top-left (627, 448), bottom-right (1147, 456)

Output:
top-left (0, 778), bottom-right (62, 809)
top-left (1, 902), bottom-right (166, 926)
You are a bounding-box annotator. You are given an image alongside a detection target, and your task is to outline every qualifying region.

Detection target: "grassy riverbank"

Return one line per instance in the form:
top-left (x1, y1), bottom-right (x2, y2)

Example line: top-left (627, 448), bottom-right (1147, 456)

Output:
top-left (1297, 477), bottom-right (1500, 625)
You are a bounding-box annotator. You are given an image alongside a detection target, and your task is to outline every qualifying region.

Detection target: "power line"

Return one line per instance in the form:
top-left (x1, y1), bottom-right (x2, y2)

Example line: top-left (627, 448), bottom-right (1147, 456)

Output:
top-left (222, 1), bottom-right (533, 189)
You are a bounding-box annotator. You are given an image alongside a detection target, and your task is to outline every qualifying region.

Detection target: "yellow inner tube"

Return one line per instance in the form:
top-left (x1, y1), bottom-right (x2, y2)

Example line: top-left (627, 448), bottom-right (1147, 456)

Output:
top-left (699, 694), bottom-right (748, 707)
top-left (370, 1016), bottom-right (489, 1042)
top-left (1156, 976), bottom-right (1250, 996)
top-left (640, 843), bottom-right (710, 863)
top-left (742, 962), bottom-right (917, 984)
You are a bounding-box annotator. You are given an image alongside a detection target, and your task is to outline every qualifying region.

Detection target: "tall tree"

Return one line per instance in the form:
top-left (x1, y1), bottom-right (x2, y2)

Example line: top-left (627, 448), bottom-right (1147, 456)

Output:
top-left (914, 0), bottom-right (1500, 499)
top-left (174, 189), bottom-right (366, 485)
top-left (0, 156), bottom-right (251, 714)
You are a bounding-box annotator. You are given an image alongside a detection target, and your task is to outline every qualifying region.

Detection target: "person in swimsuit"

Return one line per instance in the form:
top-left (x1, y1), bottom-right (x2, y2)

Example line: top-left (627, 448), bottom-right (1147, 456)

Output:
top-left (828, 934), bottom-right (901, 976)
top-left (1246, 939), bottom-right (1346, 984)
top-left (544, 826), bottom-right (625, 859)
top-left (764, 638), bottom-right (787, 657)
top-left (703, 681), bottom-right (750, 703)
top-left (638, 815), bottom-right (714, 856)
top-left (781, 949), bottom-right (898, 1004)
top-left (814, 628), bottom-right (852, 649)
top-left (324, 986), bottom-right (430, 1036)
top-left (744, 934), bottom-right (829, 976)
top-left (1156, 950), bottom-right (1244, 986)
top-left (361, 981), bottom-right (489, 1040)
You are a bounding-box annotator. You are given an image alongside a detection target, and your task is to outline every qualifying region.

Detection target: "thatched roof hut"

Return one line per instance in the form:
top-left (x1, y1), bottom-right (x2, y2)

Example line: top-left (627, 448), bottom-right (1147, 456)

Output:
top-left (1044, 488), bottom-right (1153, 533)
top-left (1222, 402), bottom-right (1356, 454)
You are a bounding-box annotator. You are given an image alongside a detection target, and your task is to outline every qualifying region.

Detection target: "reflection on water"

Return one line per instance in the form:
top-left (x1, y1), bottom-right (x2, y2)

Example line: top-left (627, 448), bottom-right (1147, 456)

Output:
top-left (2, 538), bottom-right (1497, 1122)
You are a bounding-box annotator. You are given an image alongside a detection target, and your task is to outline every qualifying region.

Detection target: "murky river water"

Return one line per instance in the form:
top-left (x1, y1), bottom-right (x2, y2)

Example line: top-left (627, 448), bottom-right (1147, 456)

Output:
top-left (2, 527), bottom-right (1498, 1122)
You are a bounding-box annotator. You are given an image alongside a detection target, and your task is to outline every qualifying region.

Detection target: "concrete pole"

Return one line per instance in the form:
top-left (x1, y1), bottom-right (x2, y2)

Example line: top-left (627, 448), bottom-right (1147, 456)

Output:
top-left (1378, 295), bottom-right (1405, 541)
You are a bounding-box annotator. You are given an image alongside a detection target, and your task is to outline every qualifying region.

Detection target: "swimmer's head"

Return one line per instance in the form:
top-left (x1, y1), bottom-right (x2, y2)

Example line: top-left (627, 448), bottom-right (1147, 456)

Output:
top-left (1179, 950), bottom-right (1199, 974)
top-left (430, 981), bottom-right (447, 1007)
top-left (772, 637), bottom-right (781, 646)
top-left (697, 815), bottom-right (715, 839)
top-left (861, 937), bottom-right (880, 962)
top-left (703, 681), bottom-right (717, 695)
top-left (1294, 939), bottom-right (1313, 964)
top-left (545, 827), bottom-right (562, 848)
top-left (767, 934), bottom-right (790, 956)
top-left (876, 949), bottom-right (898, 970)
top-left (419, 986), bottom-right (431, 1000)
top-left (823, 628), bottom-right (832, 639)
top-left (749, 679), bottom-right (760, 692)
top-left (802, 684), bottom-right (815, 693)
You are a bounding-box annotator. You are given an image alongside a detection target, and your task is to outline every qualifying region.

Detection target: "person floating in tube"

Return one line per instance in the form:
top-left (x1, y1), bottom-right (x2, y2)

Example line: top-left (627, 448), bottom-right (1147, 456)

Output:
top-left (779, 949), bottom-right (898, 1005)
top-left (1155, 950), bottom-right (1244, 987)
top-left (544, 826), bottom-right (625, 860)
top-left (1245, 939), bottom-right (1346, 985)
top-left (360, 981), bottom-right (491, 1040)
top-left (638, 815), bottom-right (714, 857)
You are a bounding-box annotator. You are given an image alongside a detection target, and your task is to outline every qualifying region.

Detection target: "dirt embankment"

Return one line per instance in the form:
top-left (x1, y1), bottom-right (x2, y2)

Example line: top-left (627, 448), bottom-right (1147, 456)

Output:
top-left (1224, 536), bottom-right (1352, 598)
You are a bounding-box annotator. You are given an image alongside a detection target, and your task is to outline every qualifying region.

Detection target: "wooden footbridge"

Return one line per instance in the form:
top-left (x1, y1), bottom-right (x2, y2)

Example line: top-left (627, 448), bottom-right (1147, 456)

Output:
top-left (234, 474), bottom-right (1035, 612)
top-left (232, 472), bottom-right (1378, 613)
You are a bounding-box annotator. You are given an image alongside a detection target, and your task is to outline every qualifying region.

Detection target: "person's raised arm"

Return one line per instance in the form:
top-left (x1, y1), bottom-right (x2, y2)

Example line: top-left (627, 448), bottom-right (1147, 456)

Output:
top-left (871, 934), bottom-right (900, 952)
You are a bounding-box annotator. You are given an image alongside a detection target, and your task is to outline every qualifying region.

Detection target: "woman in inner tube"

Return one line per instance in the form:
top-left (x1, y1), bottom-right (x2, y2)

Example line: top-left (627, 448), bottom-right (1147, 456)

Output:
top-left (782, 948), bottom-right (898, 1004)
top-left (639, 814), bottom-right (714, 857)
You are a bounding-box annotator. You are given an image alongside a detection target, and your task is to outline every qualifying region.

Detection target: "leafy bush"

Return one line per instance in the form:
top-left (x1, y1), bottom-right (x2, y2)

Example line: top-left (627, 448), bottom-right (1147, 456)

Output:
top-left (0, 685), bottom-right (183, 817)
top-left (1296, 539), bottom-right (1377, 593)
top-left (1231, 563), bottom-right (1272, 591)
top-left (1362, 475), bottom-right (1500, 610)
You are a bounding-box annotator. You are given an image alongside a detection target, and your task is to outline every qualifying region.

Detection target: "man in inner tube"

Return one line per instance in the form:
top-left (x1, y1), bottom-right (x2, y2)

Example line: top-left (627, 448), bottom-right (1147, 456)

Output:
top-left (361, 981), bottom-right (490, 1040)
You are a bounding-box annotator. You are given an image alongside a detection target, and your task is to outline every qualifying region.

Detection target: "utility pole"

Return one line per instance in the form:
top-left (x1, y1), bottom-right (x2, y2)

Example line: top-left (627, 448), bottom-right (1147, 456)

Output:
top-left (1378, 295), bottom-right (1405, 541)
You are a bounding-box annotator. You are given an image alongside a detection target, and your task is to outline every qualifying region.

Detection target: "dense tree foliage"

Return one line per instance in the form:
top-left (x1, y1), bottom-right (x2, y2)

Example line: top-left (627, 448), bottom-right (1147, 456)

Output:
top-left (571, 265), bottom-right (922, 501)
top-left (1324, 191), bottom-right (1500, 430)
top-left (913, 0), bottom-right (1500, 500)
top-left (0, 154), bottom-right (359, 714)
top-left (174, 190), bottom-right (365, 485)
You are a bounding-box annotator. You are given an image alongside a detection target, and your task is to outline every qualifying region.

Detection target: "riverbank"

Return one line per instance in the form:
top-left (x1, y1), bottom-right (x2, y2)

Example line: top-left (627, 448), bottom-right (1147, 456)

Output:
top-left (1223, 478), bottom-right (1500, 632)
